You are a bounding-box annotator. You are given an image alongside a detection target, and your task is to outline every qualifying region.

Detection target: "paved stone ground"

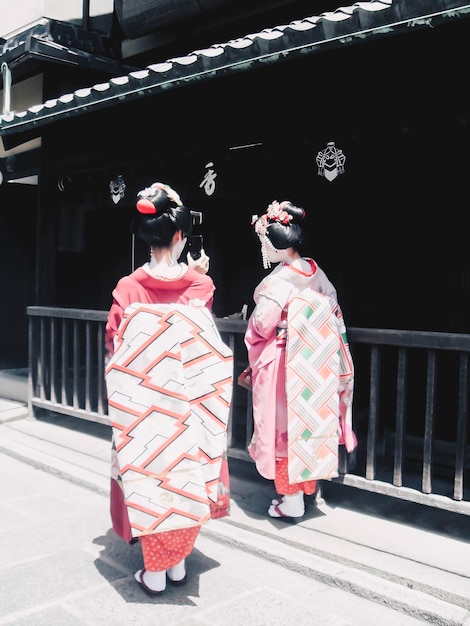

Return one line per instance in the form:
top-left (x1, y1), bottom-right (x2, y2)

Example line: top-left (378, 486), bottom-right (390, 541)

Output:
top-left (1, 407), bottom-right (470, 625)
top-left (0, 452), bottom-right (439, 626)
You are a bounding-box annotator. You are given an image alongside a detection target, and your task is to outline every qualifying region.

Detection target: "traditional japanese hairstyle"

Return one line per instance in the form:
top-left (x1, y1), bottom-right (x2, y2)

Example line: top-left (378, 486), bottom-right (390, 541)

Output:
top-left (252, 200), bottom-right (306, 268)
top-left (133, 182), bottom-right (192, 247)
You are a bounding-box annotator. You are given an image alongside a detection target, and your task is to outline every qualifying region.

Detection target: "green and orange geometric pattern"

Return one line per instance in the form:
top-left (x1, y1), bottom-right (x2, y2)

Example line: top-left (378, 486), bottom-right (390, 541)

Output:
top-left (286, 289), bottom-right (354, 484)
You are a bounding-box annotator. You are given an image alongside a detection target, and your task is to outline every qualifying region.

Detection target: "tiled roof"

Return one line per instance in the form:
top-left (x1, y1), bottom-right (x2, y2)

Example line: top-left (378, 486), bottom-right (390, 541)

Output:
top-left (1, 0), bottom-right (469, 138)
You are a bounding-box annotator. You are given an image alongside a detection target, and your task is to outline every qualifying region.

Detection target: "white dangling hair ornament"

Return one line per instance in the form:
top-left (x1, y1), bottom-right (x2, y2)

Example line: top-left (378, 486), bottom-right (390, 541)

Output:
top-left (260, 236), bottom-right (271, 269)
top-left (252, 214), bottom-right (272, 269)
top-left (252, 200), bottom-right (293, 270)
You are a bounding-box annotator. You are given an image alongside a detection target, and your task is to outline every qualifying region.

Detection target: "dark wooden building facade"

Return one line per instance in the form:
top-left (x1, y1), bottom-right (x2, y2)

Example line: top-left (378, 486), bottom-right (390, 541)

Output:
top-left (2, 1), bottom-right (470, 367)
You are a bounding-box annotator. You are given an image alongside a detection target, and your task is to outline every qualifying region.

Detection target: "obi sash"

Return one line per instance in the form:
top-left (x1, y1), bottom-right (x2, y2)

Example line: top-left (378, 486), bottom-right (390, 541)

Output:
top-left (105, 303), bottom-right (233, 537)
top-left (285, 289), bottom-right (354, 483)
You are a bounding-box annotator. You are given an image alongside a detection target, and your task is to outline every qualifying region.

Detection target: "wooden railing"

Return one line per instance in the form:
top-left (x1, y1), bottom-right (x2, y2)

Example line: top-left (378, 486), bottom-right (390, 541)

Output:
top-left (27, 306), bottom-right (470, 515)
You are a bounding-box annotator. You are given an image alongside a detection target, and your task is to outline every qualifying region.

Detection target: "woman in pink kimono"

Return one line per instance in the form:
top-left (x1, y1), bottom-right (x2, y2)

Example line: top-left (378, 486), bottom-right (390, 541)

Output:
top-left (106, 182), bottom-right (223, 596)
top-left (244, 200), bottom-right (356, 520)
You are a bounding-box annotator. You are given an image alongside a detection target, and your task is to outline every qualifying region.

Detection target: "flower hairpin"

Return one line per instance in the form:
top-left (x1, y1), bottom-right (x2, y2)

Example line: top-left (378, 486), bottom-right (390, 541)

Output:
top-left (266, 200), bottom-right (292, 224)
top-left (252, 200), bottom-right (292, 235)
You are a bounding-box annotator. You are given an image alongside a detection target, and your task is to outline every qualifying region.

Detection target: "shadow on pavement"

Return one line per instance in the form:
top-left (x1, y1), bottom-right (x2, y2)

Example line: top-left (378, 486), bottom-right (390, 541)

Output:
top-left (92, 528), bottom-right (222, 605)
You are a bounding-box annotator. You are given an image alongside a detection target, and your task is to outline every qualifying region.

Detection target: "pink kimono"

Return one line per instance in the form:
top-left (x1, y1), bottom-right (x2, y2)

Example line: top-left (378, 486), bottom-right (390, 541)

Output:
top-left (106, 265), bottom-right (214, 356)
top-left (244, 258), bottom-right (356, 482)
top-left (104, 263), bottom-right (226, 550)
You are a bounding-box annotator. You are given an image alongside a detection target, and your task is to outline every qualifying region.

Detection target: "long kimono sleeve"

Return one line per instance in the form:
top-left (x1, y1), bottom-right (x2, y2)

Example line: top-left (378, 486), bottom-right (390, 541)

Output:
top-left (244, 294), bottom-right (283, 370)
top-left (245, 275), bottom-right (292, 370)
top-left (105, 299), bottom-right (124, 357)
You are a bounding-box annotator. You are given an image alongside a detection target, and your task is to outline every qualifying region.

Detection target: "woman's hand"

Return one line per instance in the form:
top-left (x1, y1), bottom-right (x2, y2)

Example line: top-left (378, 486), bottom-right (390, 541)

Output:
top-left (187, 249), bottom-right (210, 274)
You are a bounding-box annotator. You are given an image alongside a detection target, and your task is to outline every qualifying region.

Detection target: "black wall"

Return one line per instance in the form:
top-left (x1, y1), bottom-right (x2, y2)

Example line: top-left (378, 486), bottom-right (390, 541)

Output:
top-left (0, 182), bottom-right (37, 368)
top-left (40, 18), bottom-right (470, 332)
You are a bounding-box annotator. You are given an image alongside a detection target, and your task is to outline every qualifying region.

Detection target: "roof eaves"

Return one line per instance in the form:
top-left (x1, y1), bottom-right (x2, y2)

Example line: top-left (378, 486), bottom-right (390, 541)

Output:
top-left (1, 0), bottom-right (470, 138)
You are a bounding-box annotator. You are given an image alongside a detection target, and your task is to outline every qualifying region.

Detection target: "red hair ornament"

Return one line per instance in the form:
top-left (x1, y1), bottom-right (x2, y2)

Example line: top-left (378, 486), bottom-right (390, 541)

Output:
top-left (136, 198), bottom-right (157, 214)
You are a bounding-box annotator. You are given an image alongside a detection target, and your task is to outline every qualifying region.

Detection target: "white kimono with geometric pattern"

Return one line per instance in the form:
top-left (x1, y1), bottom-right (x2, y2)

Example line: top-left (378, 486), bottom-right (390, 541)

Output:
top-left (105, 303), bottom-right (233, 537)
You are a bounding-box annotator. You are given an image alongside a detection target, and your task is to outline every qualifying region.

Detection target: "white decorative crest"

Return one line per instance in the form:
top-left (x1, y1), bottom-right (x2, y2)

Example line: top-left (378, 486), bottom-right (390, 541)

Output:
top-left (109, 175), bottom-right (126, 204)
top-left (316, 142), bottom-right (346, 182)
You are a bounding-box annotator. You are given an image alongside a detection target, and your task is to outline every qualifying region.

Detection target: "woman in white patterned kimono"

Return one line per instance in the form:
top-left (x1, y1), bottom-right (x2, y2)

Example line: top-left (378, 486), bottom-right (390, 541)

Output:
top-left (105, 182), bottom-right (231, 596)
top-left (244, 200), bottom-right (356, 520)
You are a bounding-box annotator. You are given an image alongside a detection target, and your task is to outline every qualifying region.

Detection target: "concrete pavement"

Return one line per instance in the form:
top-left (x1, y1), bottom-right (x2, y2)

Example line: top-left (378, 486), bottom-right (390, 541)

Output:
top-left (1, 403), bottom-right (470, 625)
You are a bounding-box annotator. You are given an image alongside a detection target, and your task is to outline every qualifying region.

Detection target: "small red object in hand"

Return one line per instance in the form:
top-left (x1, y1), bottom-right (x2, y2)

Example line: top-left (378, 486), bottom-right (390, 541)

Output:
top-left (237, 366), bottom-right (252, 391)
